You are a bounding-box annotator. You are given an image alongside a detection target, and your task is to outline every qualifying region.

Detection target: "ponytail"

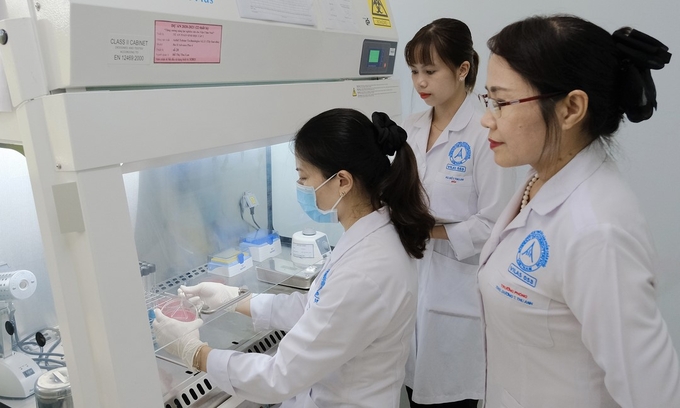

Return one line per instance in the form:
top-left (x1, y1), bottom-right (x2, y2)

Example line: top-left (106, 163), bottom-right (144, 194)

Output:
top-left (371, 112), bottom-right (435, 259)
top-left (294, 109), bottom-right (434, 259)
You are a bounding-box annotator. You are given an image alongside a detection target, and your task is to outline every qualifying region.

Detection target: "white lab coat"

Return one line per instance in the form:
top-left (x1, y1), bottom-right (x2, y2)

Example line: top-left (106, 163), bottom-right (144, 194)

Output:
top-left (403, 95), bottom-right (516, 403)
top-left (206, 208), bottom-right (417, 407)
top-left (478, 142), bottom-right (680, 408)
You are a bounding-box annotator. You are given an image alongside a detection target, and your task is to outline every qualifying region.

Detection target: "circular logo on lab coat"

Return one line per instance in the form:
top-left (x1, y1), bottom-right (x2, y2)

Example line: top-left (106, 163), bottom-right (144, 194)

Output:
top-left (448, 142), bottom-right (471, 165)
top-left (516, 230), bottom-right (549, 273)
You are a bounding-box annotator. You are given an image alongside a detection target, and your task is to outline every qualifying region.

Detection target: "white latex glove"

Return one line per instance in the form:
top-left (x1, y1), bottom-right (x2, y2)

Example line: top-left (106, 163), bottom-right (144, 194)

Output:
top-left (178, 282), bottom-right (240, 312)
top-left (152, 308), bottom-right (206, 369)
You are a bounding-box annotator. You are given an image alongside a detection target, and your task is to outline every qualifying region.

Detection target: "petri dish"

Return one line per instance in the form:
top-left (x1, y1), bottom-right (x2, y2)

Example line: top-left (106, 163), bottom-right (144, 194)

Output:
top-left (159, 296), bottom-right (199, 322)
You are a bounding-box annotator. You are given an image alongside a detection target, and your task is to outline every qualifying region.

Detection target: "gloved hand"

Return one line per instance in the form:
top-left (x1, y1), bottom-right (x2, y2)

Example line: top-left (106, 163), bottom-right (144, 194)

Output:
top-left (153, 308), bottom-right (206, 369)
top-left (178, 282), bottom-right (240, 312)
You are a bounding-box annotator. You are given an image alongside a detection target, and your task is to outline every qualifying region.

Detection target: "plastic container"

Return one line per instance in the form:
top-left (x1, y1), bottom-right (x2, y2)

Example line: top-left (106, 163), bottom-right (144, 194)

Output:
top-left (239, 230), bottom-right (282, 262)
top-left (159, 296), bottom-right (199, 322)
top-left (35, 367), bottom-right (74, 408)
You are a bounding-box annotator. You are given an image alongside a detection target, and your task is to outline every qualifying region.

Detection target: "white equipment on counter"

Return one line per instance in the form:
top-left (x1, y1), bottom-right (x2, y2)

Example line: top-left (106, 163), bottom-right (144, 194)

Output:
top-left (0, 270), bottom-right (37, 301)
top-left (0, 269), bottom-right (41, 399)
top-left (0, 352), bottom-right (41, 399)
top-left (291, 229), bottom-right (331, 267)
top-left (0, 0), bottom-right (400, 404)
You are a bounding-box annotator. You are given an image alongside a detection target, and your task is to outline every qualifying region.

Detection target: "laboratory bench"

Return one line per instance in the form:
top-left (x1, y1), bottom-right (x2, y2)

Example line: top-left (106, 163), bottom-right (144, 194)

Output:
top-left (152, 246), bottom-right (310, 408)
top-left (1, 247), bottom-right (314, 408)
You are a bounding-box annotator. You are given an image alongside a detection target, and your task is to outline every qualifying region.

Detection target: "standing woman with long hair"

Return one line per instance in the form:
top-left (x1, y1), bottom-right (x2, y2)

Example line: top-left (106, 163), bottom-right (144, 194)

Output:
top-left (478, 14), bottom-right (679, 407)
top-left (402, 18), bottom-right (515, 407)
top-left (153, 108), bottom-right (436, 407)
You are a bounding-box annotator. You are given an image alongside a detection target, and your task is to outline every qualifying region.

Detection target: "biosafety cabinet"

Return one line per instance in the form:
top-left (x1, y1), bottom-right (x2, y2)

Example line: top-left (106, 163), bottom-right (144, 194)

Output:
top-left (0, 1), bottom-right (401, 406)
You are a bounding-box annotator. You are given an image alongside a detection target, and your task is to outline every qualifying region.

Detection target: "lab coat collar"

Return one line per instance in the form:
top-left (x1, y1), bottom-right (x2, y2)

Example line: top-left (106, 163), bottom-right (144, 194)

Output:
top-left (330, 208), bottom-right (391, 264)
top-left (529, 141), bottom-right (608, 216)
top-left (479, 142), bottom-right (608, 266)
top-left (412, 94), bottom-right (476, 132)
top-left (411, 94), bottom-right (476, 151)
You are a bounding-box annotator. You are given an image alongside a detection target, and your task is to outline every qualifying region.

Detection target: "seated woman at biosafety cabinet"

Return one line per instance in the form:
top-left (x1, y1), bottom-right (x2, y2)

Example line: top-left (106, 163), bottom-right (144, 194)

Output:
top-left (153, 108), bottom-right (435, 407)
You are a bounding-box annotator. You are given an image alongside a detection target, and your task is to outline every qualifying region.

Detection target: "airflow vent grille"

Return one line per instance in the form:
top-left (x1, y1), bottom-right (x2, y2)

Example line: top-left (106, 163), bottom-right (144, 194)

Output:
top-left (245, 330), bottom-right (286, 354)
top-left (163, 330), bottom-right (286, 407)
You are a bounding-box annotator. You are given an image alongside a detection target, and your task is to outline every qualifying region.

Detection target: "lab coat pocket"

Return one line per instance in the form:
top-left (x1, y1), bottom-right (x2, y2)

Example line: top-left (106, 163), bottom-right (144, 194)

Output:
top-left (484, 279), bottom-right (554, 348)
top-left (425, 249), bottom-right (481, 318)
top-left (429, 171), bottom-right (474, 221)
top-left (501, 389), bottom-right (525, 408)
top-left (431, 237), bottom-right (478, 270)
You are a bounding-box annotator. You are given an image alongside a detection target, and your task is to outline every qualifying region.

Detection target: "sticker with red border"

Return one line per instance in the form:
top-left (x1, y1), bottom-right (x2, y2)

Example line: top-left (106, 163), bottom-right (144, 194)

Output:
top-left (154, 21), bottom-right (222, 63)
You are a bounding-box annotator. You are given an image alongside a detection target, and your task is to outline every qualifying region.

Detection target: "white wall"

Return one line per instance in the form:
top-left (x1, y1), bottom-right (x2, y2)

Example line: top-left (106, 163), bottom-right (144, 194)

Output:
top-left (388, 0), bottom-right (680, 345)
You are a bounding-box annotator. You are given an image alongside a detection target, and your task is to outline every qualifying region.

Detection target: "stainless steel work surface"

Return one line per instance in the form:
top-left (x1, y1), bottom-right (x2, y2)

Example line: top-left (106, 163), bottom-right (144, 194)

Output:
top-left (154, 264), bottom-right (300, 408)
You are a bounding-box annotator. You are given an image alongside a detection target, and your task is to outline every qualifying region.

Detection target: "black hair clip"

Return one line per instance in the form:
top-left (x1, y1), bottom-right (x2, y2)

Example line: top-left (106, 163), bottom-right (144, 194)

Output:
top-left (611, 28), bottom-right (672, 123)
top-left (612, 28), bottom-right (671, 70)
top-left (372, 112), bottom-right (407, 156)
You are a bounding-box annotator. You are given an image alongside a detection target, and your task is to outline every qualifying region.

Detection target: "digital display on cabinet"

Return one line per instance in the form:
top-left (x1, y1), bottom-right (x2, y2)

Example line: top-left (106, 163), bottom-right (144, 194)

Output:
top-left (368, 49), bottom-right (381, 64)
top-left (360, 39), bottom-right (397, 75)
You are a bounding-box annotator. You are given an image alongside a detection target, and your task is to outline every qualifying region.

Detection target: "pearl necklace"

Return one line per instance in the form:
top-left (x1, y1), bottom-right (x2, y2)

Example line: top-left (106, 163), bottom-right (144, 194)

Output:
top-left (520, 174), bottom-right (539, 210)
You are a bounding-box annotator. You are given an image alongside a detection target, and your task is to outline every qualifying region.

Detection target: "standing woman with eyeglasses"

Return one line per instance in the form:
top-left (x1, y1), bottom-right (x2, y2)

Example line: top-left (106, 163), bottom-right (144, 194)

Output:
top-left (402, 18), bottom-right (515, 408)
top-left (478, 14), bottom-right (679, 407)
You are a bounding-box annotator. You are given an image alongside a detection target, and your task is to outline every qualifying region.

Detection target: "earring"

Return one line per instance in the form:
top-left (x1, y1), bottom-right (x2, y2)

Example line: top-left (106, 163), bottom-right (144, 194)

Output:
top-left (459, 77), bottom-right (465, 82)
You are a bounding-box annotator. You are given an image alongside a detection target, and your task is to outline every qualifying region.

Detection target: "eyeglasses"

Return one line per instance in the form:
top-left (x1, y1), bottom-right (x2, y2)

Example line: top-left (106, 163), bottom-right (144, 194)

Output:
top-left (478, 92), bottom-right (566, 118)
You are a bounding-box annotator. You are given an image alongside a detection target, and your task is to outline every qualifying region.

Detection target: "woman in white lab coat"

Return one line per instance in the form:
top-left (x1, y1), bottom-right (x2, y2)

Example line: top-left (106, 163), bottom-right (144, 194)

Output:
top-left (402, 19), bottom-right (515, 407)
top-left (153, 108), bottom-right (435, 407)
top-left (477, 15), bottom-right (679, 408)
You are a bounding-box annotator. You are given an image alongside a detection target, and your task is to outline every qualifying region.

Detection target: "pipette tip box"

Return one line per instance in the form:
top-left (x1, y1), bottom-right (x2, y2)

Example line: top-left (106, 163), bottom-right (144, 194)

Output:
top-left (208, 248), bottom-right (253, 277)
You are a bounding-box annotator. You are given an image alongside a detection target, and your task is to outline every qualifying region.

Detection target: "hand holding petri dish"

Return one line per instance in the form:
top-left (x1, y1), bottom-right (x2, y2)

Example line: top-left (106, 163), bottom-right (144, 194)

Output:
top-left (158, 295), bottom-right (200, 322)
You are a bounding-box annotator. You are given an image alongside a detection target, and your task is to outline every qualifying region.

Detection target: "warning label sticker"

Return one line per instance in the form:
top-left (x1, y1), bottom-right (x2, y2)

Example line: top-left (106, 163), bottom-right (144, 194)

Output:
top-left (353, 82), bottom-right (399, 98)
top-left (368, 0), bottom-right (391, 28)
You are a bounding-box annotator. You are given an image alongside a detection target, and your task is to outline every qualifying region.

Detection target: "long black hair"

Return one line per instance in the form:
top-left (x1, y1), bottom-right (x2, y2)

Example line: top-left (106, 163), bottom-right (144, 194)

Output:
top-left (294, 108), bottom-right (434, 259)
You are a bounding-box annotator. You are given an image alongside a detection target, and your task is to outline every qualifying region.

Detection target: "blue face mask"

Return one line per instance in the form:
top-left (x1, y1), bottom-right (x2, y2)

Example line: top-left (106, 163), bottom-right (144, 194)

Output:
top-left (296, 173), bottom-right (343, 223)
